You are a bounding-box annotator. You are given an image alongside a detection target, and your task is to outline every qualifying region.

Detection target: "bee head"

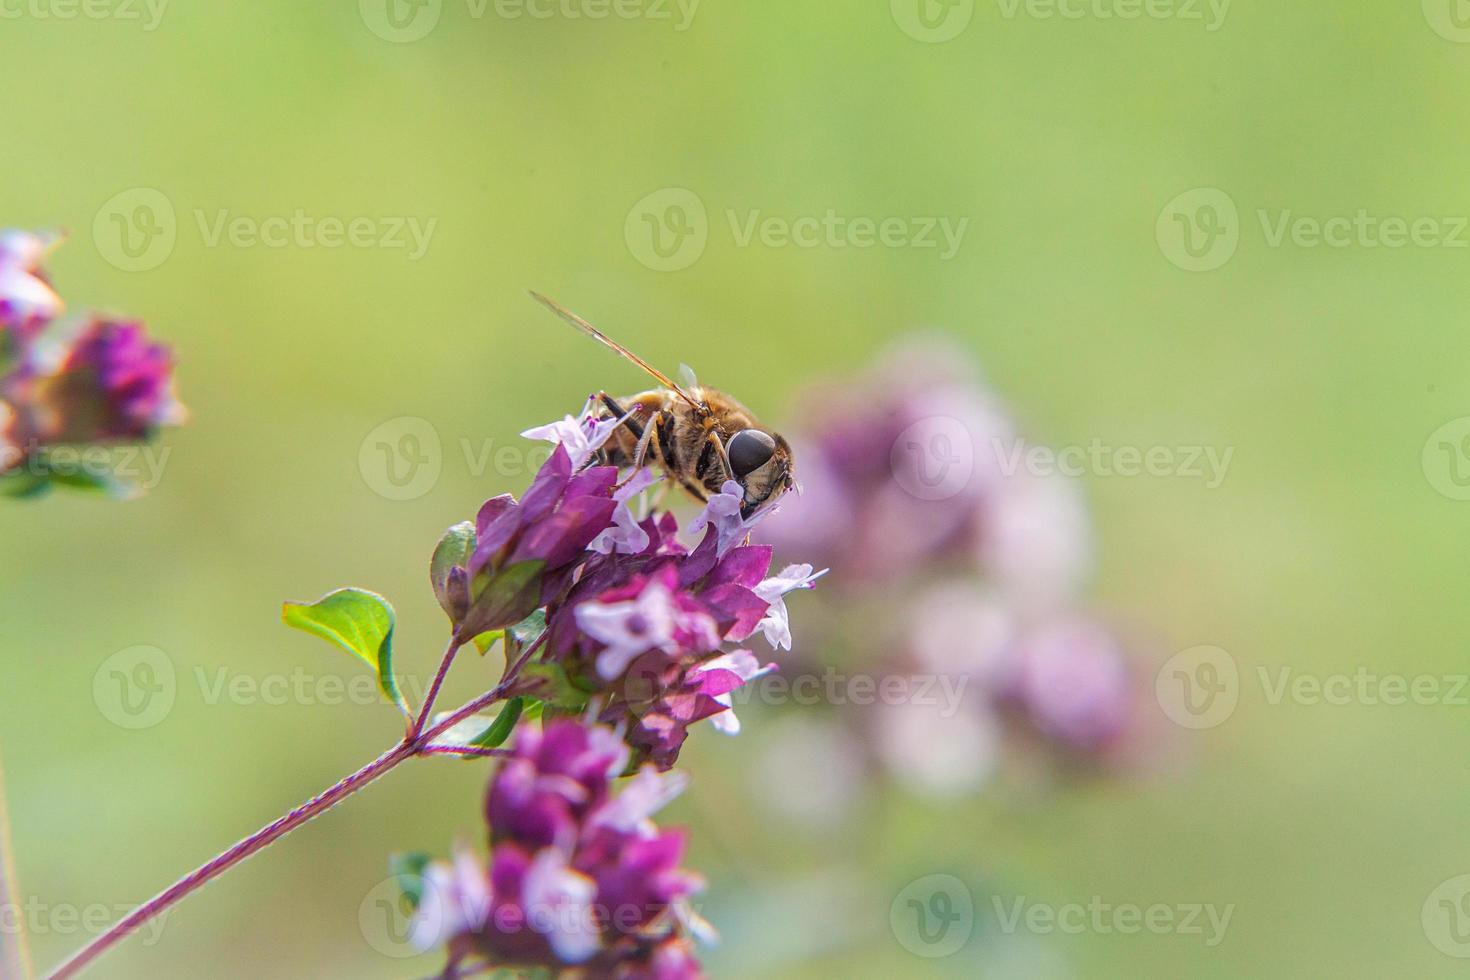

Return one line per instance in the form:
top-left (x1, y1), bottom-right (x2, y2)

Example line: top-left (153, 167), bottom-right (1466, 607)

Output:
top-left (729, 429), bottom-right (794, 520)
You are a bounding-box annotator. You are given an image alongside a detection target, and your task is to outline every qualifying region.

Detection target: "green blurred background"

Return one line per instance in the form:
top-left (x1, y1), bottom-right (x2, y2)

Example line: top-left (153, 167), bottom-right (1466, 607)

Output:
top-left (3, 1), bottom-right (1470, 976)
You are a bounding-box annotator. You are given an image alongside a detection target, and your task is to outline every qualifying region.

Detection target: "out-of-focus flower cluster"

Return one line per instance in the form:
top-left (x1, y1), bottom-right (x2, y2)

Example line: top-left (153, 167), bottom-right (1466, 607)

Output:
top-left (757, 338), bottom-right (1155, 800)
top-left (0, 229), bottom-right (184, 497)
top-left (413, 721), bottom-right (708, 978)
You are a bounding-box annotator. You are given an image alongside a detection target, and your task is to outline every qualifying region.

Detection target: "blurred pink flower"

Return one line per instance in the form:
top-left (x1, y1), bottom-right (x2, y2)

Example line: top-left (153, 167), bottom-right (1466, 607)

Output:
top-left (0, 229), bottom-right (63, 337)
top-left (874, 693), bottom-right (1001, 798)
top-left (979, 465), bottom-right (1093, 615)
top-left (1013, 616), bottom-right (1133, 750)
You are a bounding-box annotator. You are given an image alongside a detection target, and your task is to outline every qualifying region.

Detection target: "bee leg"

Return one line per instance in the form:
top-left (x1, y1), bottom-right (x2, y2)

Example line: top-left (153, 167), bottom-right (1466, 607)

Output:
top-left (598, 391), bottom-right (645, 440)
top-left (613, 409), bottom-right (665, 490)
top-left (703, 430), bottom-right (735, 484)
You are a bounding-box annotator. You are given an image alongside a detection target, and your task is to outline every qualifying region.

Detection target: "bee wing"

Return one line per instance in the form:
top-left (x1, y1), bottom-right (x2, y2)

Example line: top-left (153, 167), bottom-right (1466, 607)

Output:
top-left (678, 363), bottom-right (700, 391)
top-left (528, 291), bottom-right (702, 410)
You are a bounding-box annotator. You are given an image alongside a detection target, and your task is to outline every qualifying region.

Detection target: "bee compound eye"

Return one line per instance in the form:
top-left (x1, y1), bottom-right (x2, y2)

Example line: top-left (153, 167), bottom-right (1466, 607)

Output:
top-left (727, 429), bottom-right (777, 478)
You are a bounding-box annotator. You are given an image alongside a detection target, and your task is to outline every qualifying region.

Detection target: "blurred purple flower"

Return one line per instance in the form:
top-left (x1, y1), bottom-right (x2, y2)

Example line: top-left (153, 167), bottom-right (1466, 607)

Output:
top-left (753, 337), bottom-right (1155, 796)
top-left (978, 465), bottom-right (1093, 615)
top-left (37, 318), bottom-right (186, 443)
top-left (1012, 615), bottom-right (1133, 750)
top-left (0, 229), bottom-right (63, 340)
top-left (0, 235), bottom-right (185, 491)
top-left (413, 720), bottom-right (708, 978)
top-left (758, 336), bottom-right (1018, 586)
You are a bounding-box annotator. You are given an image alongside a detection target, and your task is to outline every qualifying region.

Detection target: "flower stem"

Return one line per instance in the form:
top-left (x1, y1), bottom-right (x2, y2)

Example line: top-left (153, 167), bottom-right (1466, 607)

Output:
top-left (45, 740), bottom-right (412, 980)
top-left (46, 630), bottom-right (548, 980)
top-left (0, 744), bottom-right (33, 980)
top-left (409, 637), bottom-right (463, 741)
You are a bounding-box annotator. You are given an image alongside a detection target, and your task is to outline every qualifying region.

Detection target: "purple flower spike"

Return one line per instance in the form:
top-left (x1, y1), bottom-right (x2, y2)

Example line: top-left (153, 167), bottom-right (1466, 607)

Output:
top-left (457, 445), bottom-right (621, 638)
top-left (415, 720), bottom-right (707, 978)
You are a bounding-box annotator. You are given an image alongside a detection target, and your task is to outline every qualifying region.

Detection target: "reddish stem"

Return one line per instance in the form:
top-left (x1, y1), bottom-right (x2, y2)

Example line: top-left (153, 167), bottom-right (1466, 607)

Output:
top-left (46, 632), bottom-right (547, 980)
top-left (409, 637), bottom-right (463, 741)
top-left (0, 744), bottom-right (33, 980)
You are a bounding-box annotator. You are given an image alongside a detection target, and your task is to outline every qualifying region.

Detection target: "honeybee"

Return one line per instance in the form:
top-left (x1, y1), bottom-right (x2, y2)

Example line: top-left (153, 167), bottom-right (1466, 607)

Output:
top-left (529, 292), bottom-right (795, 518)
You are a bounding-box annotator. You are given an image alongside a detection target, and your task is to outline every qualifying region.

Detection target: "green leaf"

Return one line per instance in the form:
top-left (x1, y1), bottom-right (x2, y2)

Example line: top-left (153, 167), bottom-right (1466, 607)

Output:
top-left (519, 663), bottom-right (591, 712)
top-left (508, 609), bottom-right (548, 649)
top-left (471, 630), bottom-right (504, 656)
top-left (427, 698), bottom-right (533, 754)
top-left (282, 588), bottom-right (408, 716)
top-left (471, 697), bottom-right (524, 748)
top-left (0, 471), bottom-right (52, 499)
top-left (46, 466), bottom-right (137, 500)
top-left (389, 852), bottom-right (432, 911)
top-left (466, 610), bottom-right (543, 656)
